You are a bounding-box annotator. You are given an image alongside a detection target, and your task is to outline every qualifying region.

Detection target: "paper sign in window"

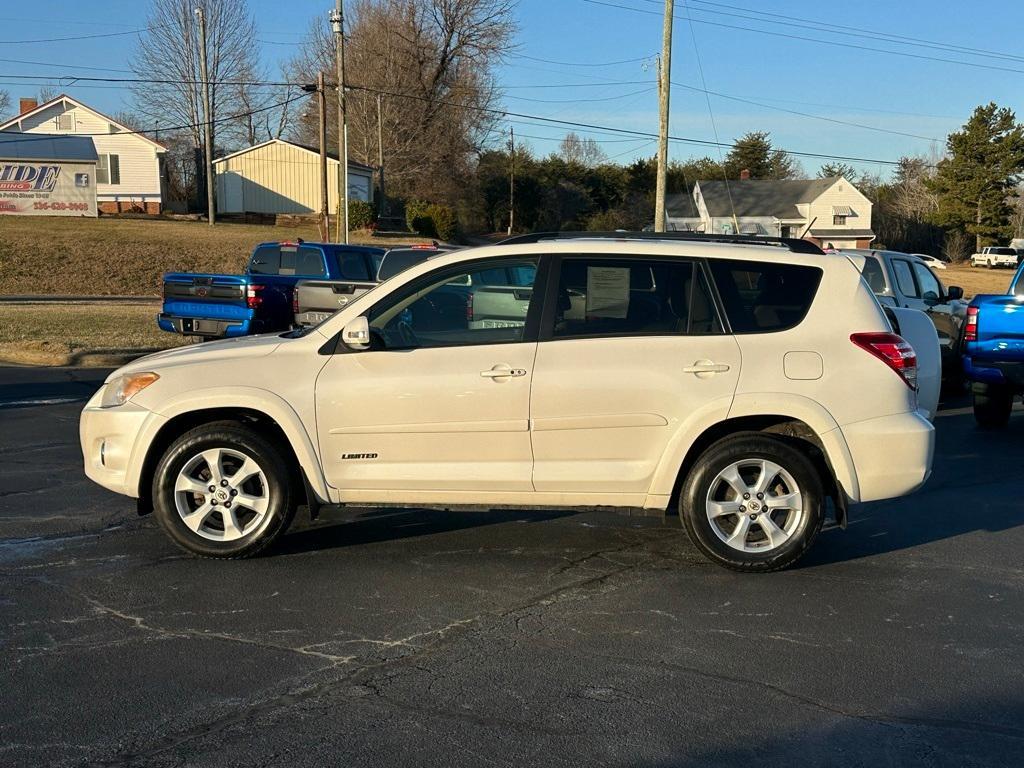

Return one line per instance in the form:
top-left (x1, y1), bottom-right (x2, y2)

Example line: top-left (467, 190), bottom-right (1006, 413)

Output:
top-left (586, 266), bottom-right (630, 318)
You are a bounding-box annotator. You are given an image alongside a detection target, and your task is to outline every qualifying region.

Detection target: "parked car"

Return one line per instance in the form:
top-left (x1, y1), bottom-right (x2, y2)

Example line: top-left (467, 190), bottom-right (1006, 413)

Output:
top-left (82, 232), bottom-right (936, 573)
top-left (913, 253), bottom-right (947, 270)
top-left (292, 243), bottom-right (453, 327)
top-left (851, 249), bottom-right (966, 386)
top-left (159, 241), bottom-right (385, 338)
top-left (970, 246), bottom-right (1018, 269)
top-left (962, 262), bottom-right (1024, 428)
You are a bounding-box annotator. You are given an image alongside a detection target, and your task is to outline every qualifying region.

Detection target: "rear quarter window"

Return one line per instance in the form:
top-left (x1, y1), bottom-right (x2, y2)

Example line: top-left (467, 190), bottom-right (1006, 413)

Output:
top-left (249, 246), bottom-right (280, 275)
top-left (708, 259), bottom-right (822, 333)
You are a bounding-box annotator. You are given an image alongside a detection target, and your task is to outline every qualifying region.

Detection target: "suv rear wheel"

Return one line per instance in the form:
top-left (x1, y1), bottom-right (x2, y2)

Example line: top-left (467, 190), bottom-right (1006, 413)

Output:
top-left (152, 421), bottom-right (296, 558)
top-left (679, 434), bottom-right (824, 572)
top-left (973, 385), bottom-right (1014, 429)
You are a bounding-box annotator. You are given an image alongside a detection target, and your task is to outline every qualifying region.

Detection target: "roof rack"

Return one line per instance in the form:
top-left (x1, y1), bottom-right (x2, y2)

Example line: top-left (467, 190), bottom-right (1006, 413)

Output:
top-left (497, 231), bottom-right (824, 255)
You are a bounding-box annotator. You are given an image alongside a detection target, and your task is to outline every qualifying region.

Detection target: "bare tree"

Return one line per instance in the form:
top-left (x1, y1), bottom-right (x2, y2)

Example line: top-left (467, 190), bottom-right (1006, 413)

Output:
top-left (289, 0), bottom-right (515, 203)
top-left (0, 90), bottom-right (10, 120)
top-left (37, 86), bottom-right (59, 103)
top-left (129, 0), bottom-right (263, 150)
top-left (559, 132), bottom-right (606, 167)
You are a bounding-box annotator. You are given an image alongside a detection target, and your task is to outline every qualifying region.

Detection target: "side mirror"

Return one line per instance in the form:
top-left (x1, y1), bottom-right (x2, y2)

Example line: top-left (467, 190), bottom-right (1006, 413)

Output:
top-left (922, 290), bottom-right (939, 307)
top-left (341, 316), bottom-right (370, 350)
top-left (946, 286), bottom-right (964, 301)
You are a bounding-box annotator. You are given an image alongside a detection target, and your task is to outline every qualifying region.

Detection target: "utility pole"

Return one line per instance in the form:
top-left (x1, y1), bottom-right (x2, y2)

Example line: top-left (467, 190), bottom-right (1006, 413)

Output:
top-left (654, 0), bottom-right (674, 233)
top-left (317, 73), bottom-right (329, 240)
top-left (195, 6), bottom-right (216, 225)
top-left (508, 125), bottom-right (515, 236)
top-left (376, 93), bottom-right (385, 219)
top-left (330, 2), bottom-right (349, 244)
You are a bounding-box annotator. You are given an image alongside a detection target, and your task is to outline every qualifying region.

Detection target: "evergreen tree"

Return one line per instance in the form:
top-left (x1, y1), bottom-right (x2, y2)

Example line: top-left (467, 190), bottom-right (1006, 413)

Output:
top-left (817, 161), bottom-right (857, 179)
top-left (926, 102), bottom-right (1024, 251)
top-left (724, 131), bottom-right (797, 179)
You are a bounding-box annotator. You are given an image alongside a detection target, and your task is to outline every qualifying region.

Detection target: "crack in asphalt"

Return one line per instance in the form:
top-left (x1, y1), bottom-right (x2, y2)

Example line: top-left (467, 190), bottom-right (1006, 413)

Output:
top-left (94, 538), bottom-right (668, 766)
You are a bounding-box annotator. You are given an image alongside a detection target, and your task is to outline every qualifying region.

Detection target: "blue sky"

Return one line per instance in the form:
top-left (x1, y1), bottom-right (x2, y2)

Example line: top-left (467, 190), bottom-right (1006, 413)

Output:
top-left (3, 0), bottom-right (1023, 178)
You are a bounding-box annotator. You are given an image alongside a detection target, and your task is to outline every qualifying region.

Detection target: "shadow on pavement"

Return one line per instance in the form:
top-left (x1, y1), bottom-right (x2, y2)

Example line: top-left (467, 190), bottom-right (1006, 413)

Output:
top-left (274, 506), bottom-right (576, 556)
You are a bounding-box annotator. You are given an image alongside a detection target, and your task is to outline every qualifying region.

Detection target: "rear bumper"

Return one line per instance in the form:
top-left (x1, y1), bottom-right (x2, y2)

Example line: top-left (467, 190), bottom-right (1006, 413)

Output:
top-left (963, 356), bottom-right (1024, 389)
top-left (294, 310), bottom-right (335, 327)
top-left (158, 313), bottom-right (252, 337)
top-left (840, 411), bottom-right (934, 503)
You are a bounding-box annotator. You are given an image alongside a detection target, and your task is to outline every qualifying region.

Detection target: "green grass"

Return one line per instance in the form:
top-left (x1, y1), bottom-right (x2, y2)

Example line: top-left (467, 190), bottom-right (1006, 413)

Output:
top-left (0, 216), bottom-right (427, 296)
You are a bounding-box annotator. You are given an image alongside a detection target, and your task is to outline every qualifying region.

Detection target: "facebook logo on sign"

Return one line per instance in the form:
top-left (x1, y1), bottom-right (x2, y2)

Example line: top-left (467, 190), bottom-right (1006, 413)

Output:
top-left (75, 173), bottom-right (90, 187)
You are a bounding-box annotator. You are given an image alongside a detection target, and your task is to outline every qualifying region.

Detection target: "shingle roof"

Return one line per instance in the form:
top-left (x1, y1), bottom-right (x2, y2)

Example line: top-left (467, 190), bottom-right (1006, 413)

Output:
top-left (697, 177), bottom-right (837, 218)
top-left (0, 132), bottom-right (98, 162)
top-left (665, 191), bottom-right (700, 218)
top-left (808, 228), bottom-right (875, 239)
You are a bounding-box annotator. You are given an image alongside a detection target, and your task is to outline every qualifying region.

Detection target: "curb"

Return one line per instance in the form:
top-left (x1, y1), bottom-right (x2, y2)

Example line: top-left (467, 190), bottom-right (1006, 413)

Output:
top-left (0, 347), bottom-right (166, 368)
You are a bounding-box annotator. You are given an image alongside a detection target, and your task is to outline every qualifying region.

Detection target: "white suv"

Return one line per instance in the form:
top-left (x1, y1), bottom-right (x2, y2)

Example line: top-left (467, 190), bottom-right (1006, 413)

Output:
top-left (81, 234), bottom-right (935, 572)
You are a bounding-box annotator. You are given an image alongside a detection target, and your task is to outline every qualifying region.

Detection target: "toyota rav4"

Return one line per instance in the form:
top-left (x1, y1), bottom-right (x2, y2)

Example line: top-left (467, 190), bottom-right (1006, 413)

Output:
top-left (81, 233), bottom-right (935, 572)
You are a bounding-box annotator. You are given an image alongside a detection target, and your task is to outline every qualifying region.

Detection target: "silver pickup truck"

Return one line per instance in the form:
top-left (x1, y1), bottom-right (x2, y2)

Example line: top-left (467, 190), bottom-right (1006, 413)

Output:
top-left (293, 244), bottom-right (453, 327)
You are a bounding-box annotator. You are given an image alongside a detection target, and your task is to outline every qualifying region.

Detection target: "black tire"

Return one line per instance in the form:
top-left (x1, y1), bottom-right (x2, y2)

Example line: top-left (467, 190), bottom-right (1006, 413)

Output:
top-left (973, 386), bottom-right (1014, 429)
top-left (679, 433), bottom-right (825, 573)
top-left (152, 420), bottom-right (297, 558)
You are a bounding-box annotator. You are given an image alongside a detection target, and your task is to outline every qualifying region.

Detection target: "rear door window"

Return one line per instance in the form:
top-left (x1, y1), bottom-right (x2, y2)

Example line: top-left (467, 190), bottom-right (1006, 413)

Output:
top-left (336, 250), bottom-right (372, 281)
top-left (548, 257), bottom-right (721, 338)
top-left (708, 259), bottom-right (822, 333)
top-left (861, 255), bottom-right (886, 293)
top-left (891, 259), bottom-right (919, 298)
top-left (249, 246), bottom-right (281, 275)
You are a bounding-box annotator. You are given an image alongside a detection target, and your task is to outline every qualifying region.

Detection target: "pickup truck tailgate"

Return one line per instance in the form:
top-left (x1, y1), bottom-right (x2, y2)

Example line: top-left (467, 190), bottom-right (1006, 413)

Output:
top-left (160, 272), bottom-right (253, 336)
top-left (969, 295), bottom-right (1024, 357)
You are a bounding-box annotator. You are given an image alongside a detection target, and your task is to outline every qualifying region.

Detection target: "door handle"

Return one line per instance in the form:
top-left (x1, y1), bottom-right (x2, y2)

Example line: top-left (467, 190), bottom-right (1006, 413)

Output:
top-left (684, 360), bottom-right (730, 376)
top-left (480, 366), bottom-right (527, 379)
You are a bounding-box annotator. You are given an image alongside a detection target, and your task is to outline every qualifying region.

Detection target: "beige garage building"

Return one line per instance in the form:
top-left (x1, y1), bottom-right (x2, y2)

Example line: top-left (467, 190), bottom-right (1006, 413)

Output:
top-left (214, 138), bottom-right (375, 215)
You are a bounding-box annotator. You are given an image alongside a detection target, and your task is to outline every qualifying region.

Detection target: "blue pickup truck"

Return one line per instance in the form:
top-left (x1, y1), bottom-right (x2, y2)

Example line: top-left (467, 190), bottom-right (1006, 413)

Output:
top-left (159, 240), bottom-right (385, 338)
top-left (962, 263), bottom-right (1024, 427)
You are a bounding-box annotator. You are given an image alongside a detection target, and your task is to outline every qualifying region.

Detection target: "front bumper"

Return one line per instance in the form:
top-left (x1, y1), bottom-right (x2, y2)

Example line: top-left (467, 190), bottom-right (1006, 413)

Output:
top-left (840, 410), bottom-right (934, 503)
top-left (80, 386), bottom-right (165, 498)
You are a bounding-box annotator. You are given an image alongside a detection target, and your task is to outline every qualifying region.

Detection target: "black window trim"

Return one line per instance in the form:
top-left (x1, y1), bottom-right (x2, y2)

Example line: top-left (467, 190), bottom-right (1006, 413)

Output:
top-left (706, 257), bottom-right (822, 335)
top-left (337, 253), bottom-right (550, 354)
top-left (537, 253), bottom-right (729, 342)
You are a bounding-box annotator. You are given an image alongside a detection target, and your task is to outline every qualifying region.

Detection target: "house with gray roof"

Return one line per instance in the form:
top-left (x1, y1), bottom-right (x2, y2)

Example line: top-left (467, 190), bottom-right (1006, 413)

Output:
top-left (665, 174), bottom-right (874, 249)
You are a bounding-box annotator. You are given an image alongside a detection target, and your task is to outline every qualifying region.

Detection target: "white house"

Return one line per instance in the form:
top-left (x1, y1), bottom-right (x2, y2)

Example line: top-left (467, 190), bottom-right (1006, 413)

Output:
top-left (666, 174), bottom-right (875, 249)
top-left (0, 94), bottom-right (166, 213)
top-left (213, 138), bottom-right (375, 216)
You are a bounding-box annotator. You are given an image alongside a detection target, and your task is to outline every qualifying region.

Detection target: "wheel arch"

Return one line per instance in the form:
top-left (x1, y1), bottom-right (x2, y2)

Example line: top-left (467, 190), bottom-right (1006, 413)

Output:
top-left (131, 394), bottom-right (329, 515)
top-left (656, 412), bottom-right (855, 527)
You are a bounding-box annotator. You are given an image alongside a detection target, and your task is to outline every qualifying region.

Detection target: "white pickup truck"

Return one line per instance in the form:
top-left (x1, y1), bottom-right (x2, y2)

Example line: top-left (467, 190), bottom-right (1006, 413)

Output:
top-left (970, 246), bottom-right (1019, 269)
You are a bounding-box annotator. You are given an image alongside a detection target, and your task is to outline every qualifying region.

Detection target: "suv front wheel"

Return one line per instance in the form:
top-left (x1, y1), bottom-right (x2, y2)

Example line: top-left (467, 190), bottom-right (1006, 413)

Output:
top-left (152, 421), bottom-right (296, 558)
top-left (680, 434), bottom-right (825, 572)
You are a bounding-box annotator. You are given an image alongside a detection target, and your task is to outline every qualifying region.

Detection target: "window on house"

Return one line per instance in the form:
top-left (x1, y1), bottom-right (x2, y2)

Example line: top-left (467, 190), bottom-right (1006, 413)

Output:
top-left (56, 113), bottom-right (73, 131)
top-left (96, 154), bottom-right (120, 185)
top-left (833, 214), bottom-right (847, 226)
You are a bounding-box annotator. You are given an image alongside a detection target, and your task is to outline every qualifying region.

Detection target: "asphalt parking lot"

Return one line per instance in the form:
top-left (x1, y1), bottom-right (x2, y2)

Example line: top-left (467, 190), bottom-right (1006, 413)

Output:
top-left (2, 365), bottom-right (1023, 767)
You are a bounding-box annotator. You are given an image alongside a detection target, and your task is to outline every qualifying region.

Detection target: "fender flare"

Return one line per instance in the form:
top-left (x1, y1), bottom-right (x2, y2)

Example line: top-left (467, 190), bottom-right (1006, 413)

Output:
top-left (648, 392), bottom-right (859, 503)
top-left (126, 386), bottom-right (330, 503)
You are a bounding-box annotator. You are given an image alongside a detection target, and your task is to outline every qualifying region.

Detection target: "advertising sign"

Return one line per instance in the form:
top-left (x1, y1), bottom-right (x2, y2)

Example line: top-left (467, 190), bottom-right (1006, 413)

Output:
top-left (0, 161), bottom-right (98, 217)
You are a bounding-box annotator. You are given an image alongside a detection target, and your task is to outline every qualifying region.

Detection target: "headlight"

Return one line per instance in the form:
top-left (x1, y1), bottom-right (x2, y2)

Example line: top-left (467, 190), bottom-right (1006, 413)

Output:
top-left (101, 372), bottom-right (160, 408)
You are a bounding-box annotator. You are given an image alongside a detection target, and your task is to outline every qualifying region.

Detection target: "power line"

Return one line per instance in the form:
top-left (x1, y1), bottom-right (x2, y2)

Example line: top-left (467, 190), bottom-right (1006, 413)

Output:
top-left (505, 86), bottom-right (656, 104)
top-left (0, 69), bottom-right (931, 167)
top-left (679, 0), bottom-right (1024, 65)
top-left (671, 81), bottom-right (944, 142)
top-left (0, 58), bottom-right (135, 74)
top-left (507, 52), bottom-right (655, 68)
top-left (585, 0), bottom-right (1024, 76)
top-left (0, 28), bottom-right (150, 45)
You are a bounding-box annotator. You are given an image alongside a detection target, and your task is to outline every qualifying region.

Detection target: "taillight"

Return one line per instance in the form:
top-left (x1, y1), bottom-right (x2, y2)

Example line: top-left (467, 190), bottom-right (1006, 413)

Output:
top-left (964, 305), bottom-right (979, 342)
top-left (466, 292), bottom-right (474, 322)
top-left (246, 284), bottom-right (263, 309)
top-left (850, 332), bottom-right (917, 390)
top-left (292, 290), bottom-right (299, 315)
